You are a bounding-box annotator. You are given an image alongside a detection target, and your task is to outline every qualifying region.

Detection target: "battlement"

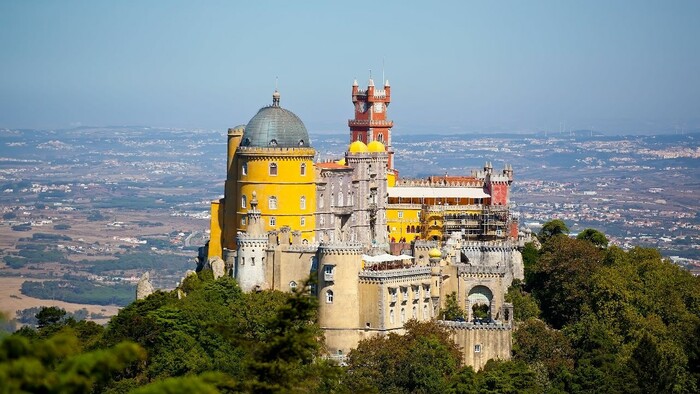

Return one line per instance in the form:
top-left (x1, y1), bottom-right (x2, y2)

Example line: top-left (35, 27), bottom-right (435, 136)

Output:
top-left (456, 264), bottom-right (508, 277)
top-left (318, 242), bottom-right (364, 255)
top-left (396, 178), bottom-right (484, 188)
top-left (438, 320), bottom-right (512, 331)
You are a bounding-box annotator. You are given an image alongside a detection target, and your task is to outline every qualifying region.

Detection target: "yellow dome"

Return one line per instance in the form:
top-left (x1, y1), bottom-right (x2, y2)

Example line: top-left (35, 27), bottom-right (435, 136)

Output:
top-left (367, 140), bottom-right (386, 152)
top-left (349, 140), bottom-right (368, 153)
top-left (428, 248), bottom-right (442, 258)
top-left (336, 158), bottom-right (346, 165)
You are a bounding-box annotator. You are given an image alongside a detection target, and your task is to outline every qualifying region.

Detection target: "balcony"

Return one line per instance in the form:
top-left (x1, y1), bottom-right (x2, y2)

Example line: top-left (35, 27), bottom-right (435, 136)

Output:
top-left (324, 272), bottom-right (334, 282)
top-left (348, 119), bottom-right (394, 128)
top-left (331, 204), bottom-right (353, 216)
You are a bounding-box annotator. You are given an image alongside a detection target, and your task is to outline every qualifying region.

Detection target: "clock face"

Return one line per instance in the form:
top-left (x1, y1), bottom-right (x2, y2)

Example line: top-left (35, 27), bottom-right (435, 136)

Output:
top-left (373, 102), bottom-right (384, 113)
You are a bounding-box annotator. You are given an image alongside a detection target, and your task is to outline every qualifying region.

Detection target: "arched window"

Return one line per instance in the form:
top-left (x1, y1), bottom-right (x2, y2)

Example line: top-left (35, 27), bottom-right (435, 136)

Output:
top-left (269, 216), bottom-right (276, 227)
top-left (289, 281), bottom-right (297, 290)
top-left (300, 196), bottom-right (306, 210)
top-left (326, 290), bottom-right (334, 304)
top-left (319, 194), bottom-right (324, 208)
top-left (423, 304), bottom-right (429, 319)
top-left (268, 196), bottom-right (278, 210)
top-left (269, 162), bottom-right (278, 176)
top-left (400, 308), bottom-right (406, 323)
top-left (390, 308), bottom-right (395, 324)
top-left (241, 195), bottom-right (247, 209)
top-left (412, 306), bottom-right (417, 319)
top-left (378, 133), bottom-right (384, 142)
top-left (241, 161), bottom-right (247, 176)
top-left (406, 225), bottom-right (410, 233)
top-left (300, 217), bottom-right (306, 227)
top-left (300, 163), bottom-right (306, 176)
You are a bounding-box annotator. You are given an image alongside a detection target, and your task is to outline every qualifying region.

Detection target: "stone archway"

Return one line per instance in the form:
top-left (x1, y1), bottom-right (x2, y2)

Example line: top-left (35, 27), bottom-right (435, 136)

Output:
top-left (467, 285), bottom-right (493, 322)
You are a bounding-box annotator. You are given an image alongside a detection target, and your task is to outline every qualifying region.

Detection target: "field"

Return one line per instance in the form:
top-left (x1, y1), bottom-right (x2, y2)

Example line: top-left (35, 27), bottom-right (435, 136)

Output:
top-left (0, 276), bottom-right (120, 324)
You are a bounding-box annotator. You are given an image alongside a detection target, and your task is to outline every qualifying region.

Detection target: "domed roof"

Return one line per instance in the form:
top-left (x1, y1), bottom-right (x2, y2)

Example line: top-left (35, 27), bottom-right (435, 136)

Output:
top-left (241, 91), bottom-right (310, 148)
top-left (428, 248), bottom-right (442, 258)
top-left (367, 140), bottom-right (386, 152)
top-left (349, 140), bottom-right (368, 153)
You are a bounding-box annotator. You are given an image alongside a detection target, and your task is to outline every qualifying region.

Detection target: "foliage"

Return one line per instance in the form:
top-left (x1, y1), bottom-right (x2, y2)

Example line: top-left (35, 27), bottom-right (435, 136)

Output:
top-left (505, 280), bottom-right (540, 321)
top-left (524, 225), bottom-right (700, 393)
top-left (345, 320), bottom-right (462, 393)
top-left (538, 219), bottom-right (569, 243)
top-left (440, 292), bottom-right (465, 321)
top-left (576, 228), bottom-right (609, 248)
top-left (0, 331), bottom-right (145, 393)
top-left (21, 280), bottom-right (135, 306)
top-left (529, 236), bottom-right (604, 328)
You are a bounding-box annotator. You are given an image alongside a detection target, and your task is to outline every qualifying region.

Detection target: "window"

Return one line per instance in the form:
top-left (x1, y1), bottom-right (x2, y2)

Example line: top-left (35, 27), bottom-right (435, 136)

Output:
top-left (326, 290), bottom-right (334, 304)
top-left (269, 162), bottom-right (278, 176)
top-left (474, 344), bottom-right (482, 353)
top-left (324, 265), bottom-right (333, 274)
top-left (289, 281), bottom-right (297, 290)
top-left (412, 306), bottom-right (417, 319)
top-left (241, 217), bottom-right (246, 226)
top-left (320, 216), bottom-right (324, 225)
top-left (400, 308), bottom-right (405, 323)
top-left (241, 195), bottom-right (247, 209)
top-left (300, 196), bottom-right (306, 210)
top-left (300, 217), bottom-right (306, 227)
top-left (268, 196), bottom-right (278, 210)
top-left (251, 257), bottom-right (255, 266)
top-left (300, 163), bottom-right (306, 176)
top-left (338, 192), bottom-right (343, 206)
top-left (402, 287), bottom-right (408, 301)
top-left (270, 216), bottom-right (276, 227)
top-left (378, 133), bottom-right (384, 142)
top-left (241, 161), bottom-right (247, 175)
top-left (423, 304), bottom-right (429, 319)
top-left (240, 257), bottom-right (245, 265)
top-left (390, 309), bottom-right (395, 324)
top-left (398, 211), bottom-right (404, 219)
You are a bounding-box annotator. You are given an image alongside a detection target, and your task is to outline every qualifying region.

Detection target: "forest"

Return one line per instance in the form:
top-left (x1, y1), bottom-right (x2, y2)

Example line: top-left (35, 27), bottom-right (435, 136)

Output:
top-left (1, 222), bottom-right (698, 393)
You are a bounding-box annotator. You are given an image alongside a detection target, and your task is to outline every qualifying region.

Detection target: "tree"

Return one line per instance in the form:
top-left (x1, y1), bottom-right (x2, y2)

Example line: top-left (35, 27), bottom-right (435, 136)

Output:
top-left (576, 228), bottom-right (608, 248)
top-left (538, 219), bottom-right (569, 243)
top-left (36, 306), bottom-right (67, 329)
top-left (345, 320), bottom-right (462, 393)
top-left (505, 281), bottom-right (540, 321)
top-left (528, 236), bottom-right (604, 328)
top-left (440, 292), bottom-right (465, 321)
top-left (512, 318), bottom-right (574, 389)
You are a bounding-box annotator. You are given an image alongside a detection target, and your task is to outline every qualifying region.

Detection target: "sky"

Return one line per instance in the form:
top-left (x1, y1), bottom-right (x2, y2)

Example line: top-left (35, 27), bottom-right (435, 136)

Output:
top-left (1, 0), bottom-right (699, 135)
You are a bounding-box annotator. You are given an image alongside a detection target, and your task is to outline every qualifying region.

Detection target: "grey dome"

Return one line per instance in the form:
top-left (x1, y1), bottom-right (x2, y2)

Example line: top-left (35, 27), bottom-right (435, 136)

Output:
top-left (241, 92), bottom-right (311, 148)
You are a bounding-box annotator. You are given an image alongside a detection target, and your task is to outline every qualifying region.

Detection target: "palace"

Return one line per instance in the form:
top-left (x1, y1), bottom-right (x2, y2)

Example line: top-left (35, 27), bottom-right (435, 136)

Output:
top-left (198, 78), bottom-right (527, 369)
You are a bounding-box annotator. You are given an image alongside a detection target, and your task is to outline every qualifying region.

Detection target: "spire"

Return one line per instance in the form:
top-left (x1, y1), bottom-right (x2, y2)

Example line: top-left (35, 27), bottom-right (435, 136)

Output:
top-left (353, 79), bottom-right (358, 87)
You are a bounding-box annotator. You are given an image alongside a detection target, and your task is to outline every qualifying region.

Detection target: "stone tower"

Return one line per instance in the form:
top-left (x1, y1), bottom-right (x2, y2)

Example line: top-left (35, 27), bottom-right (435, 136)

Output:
top-left (235, 191), bottom-right (267, 291)
top-left (317, 242), bottom-right (365, 357)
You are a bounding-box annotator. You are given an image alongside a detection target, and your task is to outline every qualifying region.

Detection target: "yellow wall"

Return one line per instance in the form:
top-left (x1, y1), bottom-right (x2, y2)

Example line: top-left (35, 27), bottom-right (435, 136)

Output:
top-left (386, 205), bottom-right (422, 242)
top-left (236, 148), bottom-right (316, 242)
top-left (208, 199), bottom-right (223, 259)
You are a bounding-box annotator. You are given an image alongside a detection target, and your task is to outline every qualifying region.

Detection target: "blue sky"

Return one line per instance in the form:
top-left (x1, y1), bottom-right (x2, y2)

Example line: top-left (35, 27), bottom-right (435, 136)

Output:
top-left (1, 1), bottom-right (698, 134)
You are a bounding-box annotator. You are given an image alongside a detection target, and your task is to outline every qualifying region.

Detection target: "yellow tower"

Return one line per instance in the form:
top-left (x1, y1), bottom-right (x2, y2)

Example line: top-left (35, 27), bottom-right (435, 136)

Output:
top-left (235, 91), bottom-right (316, 242)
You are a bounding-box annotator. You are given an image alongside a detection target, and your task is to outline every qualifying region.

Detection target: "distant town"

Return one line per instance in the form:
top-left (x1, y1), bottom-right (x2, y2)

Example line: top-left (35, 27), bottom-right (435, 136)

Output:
top-left (0, 127), bottom-right (697, 303)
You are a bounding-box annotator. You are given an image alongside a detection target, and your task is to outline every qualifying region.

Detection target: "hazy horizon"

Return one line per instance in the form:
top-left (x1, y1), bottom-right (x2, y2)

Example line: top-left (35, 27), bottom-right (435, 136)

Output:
top-left (1, 1), bottom-right (699, 135)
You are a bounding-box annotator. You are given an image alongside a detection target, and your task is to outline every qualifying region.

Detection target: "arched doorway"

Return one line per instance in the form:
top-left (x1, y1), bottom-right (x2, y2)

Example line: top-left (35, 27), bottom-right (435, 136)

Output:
top-left (467, 285), bottom-right (493, 322)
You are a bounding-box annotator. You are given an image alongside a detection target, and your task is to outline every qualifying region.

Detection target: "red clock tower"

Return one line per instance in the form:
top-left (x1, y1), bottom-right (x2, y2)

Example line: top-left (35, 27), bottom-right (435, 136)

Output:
top-left (349, 78), bottom-right (395, 168)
